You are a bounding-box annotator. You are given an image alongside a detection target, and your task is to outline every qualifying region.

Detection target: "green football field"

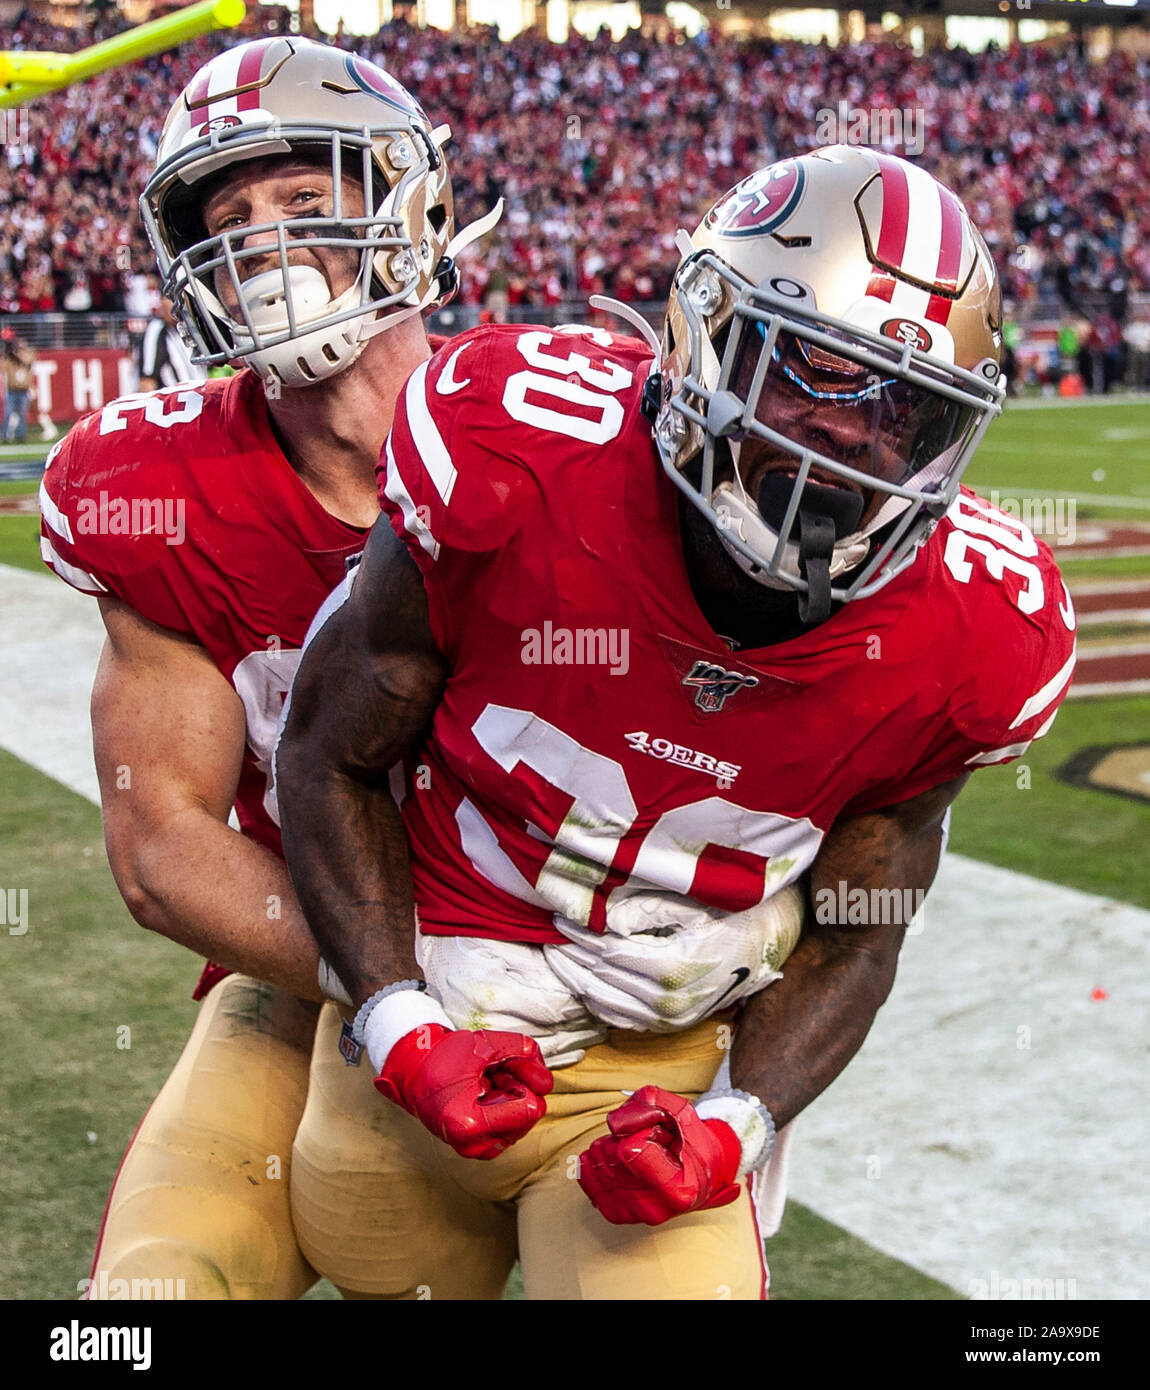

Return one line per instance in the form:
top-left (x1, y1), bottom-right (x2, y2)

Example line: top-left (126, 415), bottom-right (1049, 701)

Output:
top-left (2, 396), bottom-right (1147, 1300)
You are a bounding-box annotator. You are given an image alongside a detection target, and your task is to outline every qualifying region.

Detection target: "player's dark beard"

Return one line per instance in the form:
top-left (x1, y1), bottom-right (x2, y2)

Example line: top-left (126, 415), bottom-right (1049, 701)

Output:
top-left (677, 492), bottom-right (840, 649)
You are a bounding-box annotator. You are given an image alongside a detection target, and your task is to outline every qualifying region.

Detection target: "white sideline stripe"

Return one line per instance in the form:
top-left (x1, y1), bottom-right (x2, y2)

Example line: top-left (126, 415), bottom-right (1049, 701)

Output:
top-left (0, 563), bottom-right (105, 803)
top-left (1008, 647), bottom-right (1077, 729)
top-left (1063, 548), bottom-right (1150, 561)
top-left (404, 360), bottom-right (457, 504)
top-left (983, 484), bottom-right (1150, 512)
top-left (1077, 608), bottom-right (1150, 627)
top-left (1076, 641), bottom-right (1150, 660)
top-left (38, 479), bottom-right (73, 543)
top-left (1068, 679), bottom-right (1150, 699)
top-left (1068, 579), bottom-right (1150, 596)
top-left (2, 563), bottom-right (1148, 1299)
top-left (790, 853), bottom-right (1150, 1299)
top-left (39, 535), bottom-right (106, 595)
top-left (1004, 392), bottom-right (1150, 411)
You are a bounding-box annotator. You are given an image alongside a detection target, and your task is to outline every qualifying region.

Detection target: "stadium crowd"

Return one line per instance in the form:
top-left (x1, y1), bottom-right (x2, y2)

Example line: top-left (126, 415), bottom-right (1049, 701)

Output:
top-left (1, 10), bottom-right (1148, 338)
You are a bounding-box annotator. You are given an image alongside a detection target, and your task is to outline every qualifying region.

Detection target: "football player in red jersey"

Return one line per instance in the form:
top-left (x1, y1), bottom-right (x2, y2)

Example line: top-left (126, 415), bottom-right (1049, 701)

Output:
top-left (39, 37), bottom-right (495, 1299)
top-left (276, 146), bottom-right (1077, 1300)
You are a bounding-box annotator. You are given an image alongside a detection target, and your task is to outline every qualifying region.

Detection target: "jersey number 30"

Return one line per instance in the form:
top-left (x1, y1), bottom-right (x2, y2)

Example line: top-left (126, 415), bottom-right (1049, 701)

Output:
top-left (501, 328), bottom-right (634, 446)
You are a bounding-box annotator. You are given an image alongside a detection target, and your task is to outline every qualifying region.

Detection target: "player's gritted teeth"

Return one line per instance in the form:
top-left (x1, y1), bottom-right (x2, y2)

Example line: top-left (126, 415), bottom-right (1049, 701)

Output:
top-left (200, 159), bottom-right (366, 312)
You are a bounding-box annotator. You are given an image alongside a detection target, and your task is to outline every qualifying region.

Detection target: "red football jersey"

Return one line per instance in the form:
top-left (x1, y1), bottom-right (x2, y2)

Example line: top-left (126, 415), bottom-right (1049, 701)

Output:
top-left (39, 371), bottom-right (369, 856)
top-left (381, 324), bottom-right (1077, 945)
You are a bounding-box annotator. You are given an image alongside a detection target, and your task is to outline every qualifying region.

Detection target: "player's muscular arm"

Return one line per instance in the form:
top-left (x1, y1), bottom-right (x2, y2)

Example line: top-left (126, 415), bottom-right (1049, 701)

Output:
top-left (279, 491), bottom-right (553, 1163)
top-left (729, 774), bottom-right (969, 1128)
top-left (93, 597), bottom-right (326, 1002)
top-left (276, 514), bottom-right (448, 1009)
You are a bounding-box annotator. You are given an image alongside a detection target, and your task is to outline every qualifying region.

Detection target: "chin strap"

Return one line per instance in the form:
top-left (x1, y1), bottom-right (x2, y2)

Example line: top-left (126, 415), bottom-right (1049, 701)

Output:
top-left (795, 511), bottom-right (836, 626)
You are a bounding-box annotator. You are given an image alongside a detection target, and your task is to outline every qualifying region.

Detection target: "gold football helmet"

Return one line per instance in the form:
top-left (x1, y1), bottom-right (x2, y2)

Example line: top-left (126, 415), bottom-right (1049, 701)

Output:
top-left (649, 145), bottom-right (1005, 621)
top-left (141, 38), bottom-right (495, 387)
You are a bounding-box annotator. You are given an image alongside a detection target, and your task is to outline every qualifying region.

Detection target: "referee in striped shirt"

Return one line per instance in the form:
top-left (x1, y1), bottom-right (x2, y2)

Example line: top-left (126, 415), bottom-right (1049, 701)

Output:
top-left (136, 298), bottom-right (210, 391)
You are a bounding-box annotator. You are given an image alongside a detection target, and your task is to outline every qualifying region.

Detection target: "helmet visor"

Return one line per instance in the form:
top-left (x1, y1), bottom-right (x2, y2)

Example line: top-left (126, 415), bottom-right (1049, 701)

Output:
top-left (729, 319), bottom-right (983, 517)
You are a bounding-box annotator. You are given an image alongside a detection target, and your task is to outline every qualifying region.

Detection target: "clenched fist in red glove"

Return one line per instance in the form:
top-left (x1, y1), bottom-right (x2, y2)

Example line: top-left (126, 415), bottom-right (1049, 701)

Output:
top-left (578, 1085), bottom-right (742, 1225)
top-left (374, 1024), bottom-right (553, 1159)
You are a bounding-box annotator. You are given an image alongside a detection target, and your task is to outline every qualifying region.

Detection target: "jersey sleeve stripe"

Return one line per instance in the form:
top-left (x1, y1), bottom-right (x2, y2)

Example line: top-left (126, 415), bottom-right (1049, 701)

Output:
top-left (966, 739), bottom-right (1032, 767)
top-left (404, 360), bottom-right (458, 505)
top-left (40, 535), bottom-right (107, 594)
top-left (38, 480), bottom-right (74, 543)
top-left (383, 435), bottom-right (440, 561)
top-left (1007, 645), bottom-right (1077, 730)
top-left (967, 701), bottom-right (1061, 766)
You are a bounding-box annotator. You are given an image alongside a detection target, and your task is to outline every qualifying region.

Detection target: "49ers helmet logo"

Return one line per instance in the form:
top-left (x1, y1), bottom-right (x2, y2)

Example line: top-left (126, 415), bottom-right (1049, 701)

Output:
top-left (705, 162), bottom-right (806, 238)
top-left (197, 114), bottom-right (242, 136)
top-left (880, 318), bottom-right (933, 353)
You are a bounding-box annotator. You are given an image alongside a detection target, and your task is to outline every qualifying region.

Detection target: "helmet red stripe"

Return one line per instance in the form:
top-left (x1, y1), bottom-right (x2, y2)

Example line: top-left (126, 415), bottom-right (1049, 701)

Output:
top-left (924, 184), bottom-right (965, 323)
top-left (933, 185), bottom-right (965, 292)
top-left (185, 67), bottom-right (213, 121)
top-left (235, 40), bottom-right (270, 111)
top-left (871, 153), bottom-right (911, 270)
top-left (866, 270), bottom-right (896, 303)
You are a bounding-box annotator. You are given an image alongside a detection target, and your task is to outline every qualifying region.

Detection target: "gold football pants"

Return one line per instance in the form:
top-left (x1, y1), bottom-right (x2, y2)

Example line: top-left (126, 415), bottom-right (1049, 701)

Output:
top-left (88, 973), bottom-right (320, 1300)
top-left (291, 1004), bottom-right (769, 1301)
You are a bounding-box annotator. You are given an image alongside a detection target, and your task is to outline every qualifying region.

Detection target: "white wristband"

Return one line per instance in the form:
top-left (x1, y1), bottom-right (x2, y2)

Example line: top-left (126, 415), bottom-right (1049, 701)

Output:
top-left (317, 957), bottom-right (353, 1007)
top-left (361, 985), bottom-right (453, 1074)
top-left (695, 1088), bottom-right (776, 1174)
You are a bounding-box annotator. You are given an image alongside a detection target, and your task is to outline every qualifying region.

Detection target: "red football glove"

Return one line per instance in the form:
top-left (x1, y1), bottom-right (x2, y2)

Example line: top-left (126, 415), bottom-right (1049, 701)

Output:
top-left (578, 1085), bottom-right (743, 1225)
top-left (374, 1024), bottom-right (553, 1160)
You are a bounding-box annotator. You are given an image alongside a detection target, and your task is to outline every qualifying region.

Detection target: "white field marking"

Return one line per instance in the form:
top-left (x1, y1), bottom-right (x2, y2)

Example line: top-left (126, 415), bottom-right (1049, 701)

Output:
top-left (4, 563), bottom-right (1149, 1298)
top-left (1061, 548), bottom-right (1150, 562)
top-left (978, 486), bottom-right (1150, 512)
top-left (1075, 608), bottom-right (1150, 627)
top-left (0, 562), bottom-right (104, 802)
top-left (1075, 642), bottom-right (1150, 660)
top-left (1067, 578), bottom-right (1150, 596)
top-left (1102, 428), bottom-right (1150, 442)
top-left (1067, 679), bottom-right (1150, 699)
top-left (1004, 392), bottom-right (1150, 411)
top-left (789, 854), bottom-right (1150, 1300)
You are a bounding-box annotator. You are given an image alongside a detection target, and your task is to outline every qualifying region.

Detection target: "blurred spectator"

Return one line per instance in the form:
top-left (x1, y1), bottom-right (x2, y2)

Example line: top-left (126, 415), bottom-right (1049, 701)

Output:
top-left (2, 333), bottom-right (36, 443)
top-left (0, 14), bottom-right (1147, 315)
top-left (1124, 318), bottom-right (1150, 390)
top-left (1002, 311), bottom-right (1020, 396)
top-left (1057, 318), bottom-right (1081, 383)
